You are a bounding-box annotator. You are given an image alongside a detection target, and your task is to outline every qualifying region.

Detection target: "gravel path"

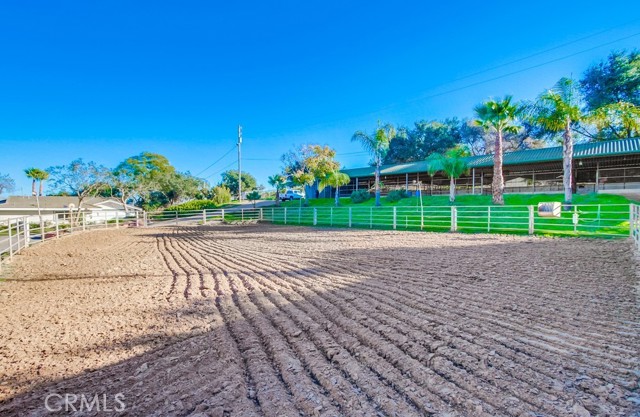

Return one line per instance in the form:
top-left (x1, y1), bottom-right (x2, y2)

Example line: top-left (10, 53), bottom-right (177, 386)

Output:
top-left (0, 224), bottom-right (638, 416)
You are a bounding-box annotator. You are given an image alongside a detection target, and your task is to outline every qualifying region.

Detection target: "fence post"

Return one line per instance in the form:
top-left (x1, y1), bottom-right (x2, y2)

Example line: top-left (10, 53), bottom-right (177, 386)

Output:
top-left (260, 208), bottom-right (263, 221)
top-left (115, 211), bottom-right (119, 228)
top-left (393, 207), bottom-right (397, 230)
top-left (8, 220), bottom-right (13, 259)
top-left (420, 206), bottom-right (424, 230)
top-left (55, 214), bottom-right (59, 238)
top-left (271, 207), bottom-right (274, 222)
top-left (451, 206), bottom-right (457, 232)
top-left (203, 210), bottom-right (207, 225)
top-left (313, 208), bottom-right (317, 226)
top-left (175, 211), bottom-right (179, 226)
top-left (330, 207), bottom-right (333, 226)
top-left (630, 204), bottom-right (634, 238)
top-left (24, 220), bottom-right (30, 248)
top-left (104, 211), bottom-right (108, 229)
top-left (348, 207), bottom-right (352, 228)
top-left (298, 207), bottom-right (301, 224)
top-left (573, 205), bottom-right (579, 233)
top-left (487, 206), bottom-right (491, 232)
top-left (284, 207), bottom-right (287, 224)
top-left (221, 209), bottom-right (225, 222)
top-left (143, 211), bottom-right (148, 227)
top-left (370, 207), bottom-right (373, 229)
top-left (82, 212), bottom-right (86, 231)
top-left (528, 205), bottom-right (534, 235)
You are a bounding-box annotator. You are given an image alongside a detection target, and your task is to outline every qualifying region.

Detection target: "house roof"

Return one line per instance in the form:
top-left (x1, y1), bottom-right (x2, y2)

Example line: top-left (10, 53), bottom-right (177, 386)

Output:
top-left (0, 196), bottom-right (141, 211)
top-left (342, 137), bottom-right (640, 178)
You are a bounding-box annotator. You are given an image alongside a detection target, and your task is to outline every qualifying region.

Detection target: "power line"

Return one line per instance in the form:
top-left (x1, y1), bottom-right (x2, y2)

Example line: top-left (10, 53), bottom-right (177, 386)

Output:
top-left (194, 145), bottom-right (236, 177)
top-left (204, 160), bottom-right (237, 180)
top-left (412, 30), bottom-right (640, 103)
top-left (448, 18), bottom-right (640, 84)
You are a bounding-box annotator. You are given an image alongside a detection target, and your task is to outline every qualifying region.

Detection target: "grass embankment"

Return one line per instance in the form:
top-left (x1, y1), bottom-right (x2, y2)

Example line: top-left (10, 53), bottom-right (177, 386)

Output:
top-left (273, 193), bottom-right (632, 237)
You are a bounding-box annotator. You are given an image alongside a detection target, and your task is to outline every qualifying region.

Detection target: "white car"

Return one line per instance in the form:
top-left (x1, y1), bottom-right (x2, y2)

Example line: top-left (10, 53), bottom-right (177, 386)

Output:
top-left (280, 190), bottom-right (304, 201)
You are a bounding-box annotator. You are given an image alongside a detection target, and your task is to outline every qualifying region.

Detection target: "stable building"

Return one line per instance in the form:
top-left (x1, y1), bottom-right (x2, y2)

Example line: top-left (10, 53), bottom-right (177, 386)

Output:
top-left (330, 137), bottom-right (640, 199)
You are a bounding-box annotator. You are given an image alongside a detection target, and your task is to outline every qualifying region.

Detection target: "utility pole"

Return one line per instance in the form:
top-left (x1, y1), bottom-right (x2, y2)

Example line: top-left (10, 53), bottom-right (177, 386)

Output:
top-left (237, 125), bottom-right (242, 202)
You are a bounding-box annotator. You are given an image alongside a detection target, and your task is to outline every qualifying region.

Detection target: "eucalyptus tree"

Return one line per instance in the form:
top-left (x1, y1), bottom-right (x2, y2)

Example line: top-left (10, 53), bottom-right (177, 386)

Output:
top-left (0, 173), bottom-right (15, 196)
top-left (528, 78), bottom-right (583, 204)
top-left (351, 122), bottom-right (395, 206)
top-left (318, 171), bottom-right (351, 207)
top-left (474, 96), bottom-right (522, 205)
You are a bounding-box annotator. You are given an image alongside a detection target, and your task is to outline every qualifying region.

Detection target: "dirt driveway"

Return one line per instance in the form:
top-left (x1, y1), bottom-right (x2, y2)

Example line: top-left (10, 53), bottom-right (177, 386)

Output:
top-left (0, 225), bottom-right (638, 416)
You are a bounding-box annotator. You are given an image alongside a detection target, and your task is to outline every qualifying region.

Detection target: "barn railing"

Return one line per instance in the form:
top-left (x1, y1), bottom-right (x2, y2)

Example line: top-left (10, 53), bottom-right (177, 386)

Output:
top-left (0, 210), bottom-right (143, 273)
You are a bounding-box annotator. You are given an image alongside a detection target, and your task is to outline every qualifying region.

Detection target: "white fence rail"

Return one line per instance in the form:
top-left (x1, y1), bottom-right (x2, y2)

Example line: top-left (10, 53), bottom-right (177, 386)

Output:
top-left (0, 210), bottom-right (143, 273)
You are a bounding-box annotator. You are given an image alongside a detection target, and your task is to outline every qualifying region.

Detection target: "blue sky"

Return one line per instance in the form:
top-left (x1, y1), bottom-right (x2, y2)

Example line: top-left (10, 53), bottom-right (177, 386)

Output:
top-left (1, 1), bottom-right (639, 196)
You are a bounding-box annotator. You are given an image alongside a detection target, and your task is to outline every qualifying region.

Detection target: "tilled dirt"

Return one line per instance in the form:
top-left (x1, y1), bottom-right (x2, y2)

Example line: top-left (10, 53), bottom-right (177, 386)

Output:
top-left (0, 224), bottom-right (638, 416)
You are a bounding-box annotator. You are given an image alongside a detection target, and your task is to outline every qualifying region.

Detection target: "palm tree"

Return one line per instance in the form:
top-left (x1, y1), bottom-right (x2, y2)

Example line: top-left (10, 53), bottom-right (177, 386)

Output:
top-left (351, 122), bottom-right (395, 206)
top-left (430, 147), bottom-right (469, 203)
top-left (474, 96), bottom-right (521, 205)
top-left (267, 174), bottom-right (287, 206)
top-left (24, 168), bottom-right (49, 232)
top-left (425, 154), bottom-right (440, 196)
top-left (528, 78), bottom-right (582, 204)
top-left (317, 172), bottom-right (351, 207)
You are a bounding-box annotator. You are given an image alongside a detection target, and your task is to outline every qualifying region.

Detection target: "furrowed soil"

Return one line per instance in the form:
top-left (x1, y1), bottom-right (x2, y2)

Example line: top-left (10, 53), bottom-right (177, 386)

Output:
top-left (0, 224), bottom-right (638, 416)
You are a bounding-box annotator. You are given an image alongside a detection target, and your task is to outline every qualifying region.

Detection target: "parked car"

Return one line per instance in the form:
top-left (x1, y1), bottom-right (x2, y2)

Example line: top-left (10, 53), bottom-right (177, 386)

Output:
top-left (280, 190), bottom-right (304, 201)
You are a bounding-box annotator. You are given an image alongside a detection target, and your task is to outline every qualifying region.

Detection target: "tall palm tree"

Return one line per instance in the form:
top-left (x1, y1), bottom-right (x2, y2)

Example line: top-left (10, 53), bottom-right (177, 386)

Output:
top-left (474, 96), bottom-right (521, 205)
top-left (430, 147), bottom-right (469, 203)
top-left (267, 174), bottom-right (287, 206)
top-left (24, 168), bottom-right (49, 232)
top-left (528, 78), bottom-right (582, 204)
top-left (351, 122), bottom-right (395, 206)
top-left (317, 171), bottom-right (351, 207)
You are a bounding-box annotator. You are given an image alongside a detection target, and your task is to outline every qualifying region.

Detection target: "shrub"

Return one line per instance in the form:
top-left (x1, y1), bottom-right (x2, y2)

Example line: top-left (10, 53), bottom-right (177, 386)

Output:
top-left (166, 199), bottom-right (218, 211)
top-left (211, 185), bottom-right (232, 206)
top-left (350, 190), bottom-right (371, 204)
top-left (386, 189), bottom-right (407, 203)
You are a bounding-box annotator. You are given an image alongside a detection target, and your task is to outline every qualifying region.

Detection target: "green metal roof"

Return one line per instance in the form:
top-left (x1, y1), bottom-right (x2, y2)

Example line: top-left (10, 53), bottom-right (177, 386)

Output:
top-left (342, 137), bottom-right (640, 177)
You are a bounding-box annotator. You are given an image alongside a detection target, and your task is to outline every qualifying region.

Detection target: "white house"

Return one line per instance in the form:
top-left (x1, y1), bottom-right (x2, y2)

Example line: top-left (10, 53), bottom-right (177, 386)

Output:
top-left (0, 196), bottom-right (141, 223)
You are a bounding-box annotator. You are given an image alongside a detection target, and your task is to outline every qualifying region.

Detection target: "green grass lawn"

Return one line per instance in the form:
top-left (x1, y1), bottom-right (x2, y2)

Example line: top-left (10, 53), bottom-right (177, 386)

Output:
top-left (272, 193), bottom-right (632, 238)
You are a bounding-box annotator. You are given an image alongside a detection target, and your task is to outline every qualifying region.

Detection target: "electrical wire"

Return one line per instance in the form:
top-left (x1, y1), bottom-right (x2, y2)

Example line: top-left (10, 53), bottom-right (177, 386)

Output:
top-left (194, 146), bottom-right (236, 177)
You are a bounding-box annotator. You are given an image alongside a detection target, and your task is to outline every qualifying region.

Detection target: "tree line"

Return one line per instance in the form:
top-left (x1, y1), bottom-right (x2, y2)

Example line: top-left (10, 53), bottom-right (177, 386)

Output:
top-left (354, 50), bottom-right (640, 206)
top-left (0, 153), bottom-right (265, 212)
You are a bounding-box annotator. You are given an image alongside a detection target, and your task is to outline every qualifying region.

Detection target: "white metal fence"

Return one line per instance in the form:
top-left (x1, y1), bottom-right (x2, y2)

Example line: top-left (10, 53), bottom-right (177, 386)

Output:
top-left (0, 210), bottom-right (143, 273)
top-left (258, 204), bottom-right (632, 238)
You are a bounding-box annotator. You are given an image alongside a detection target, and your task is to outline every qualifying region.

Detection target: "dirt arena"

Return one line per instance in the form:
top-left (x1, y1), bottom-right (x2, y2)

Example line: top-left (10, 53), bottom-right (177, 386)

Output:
top-left (0, 224), bottom-right (638, 416)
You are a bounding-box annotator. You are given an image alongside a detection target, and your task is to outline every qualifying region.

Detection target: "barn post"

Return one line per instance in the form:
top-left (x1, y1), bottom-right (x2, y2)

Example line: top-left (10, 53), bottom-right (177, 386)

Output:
top-left (355, 177), bottom-right (359, 191)
top-left (472, 168), bottom-right (475, 195)
top-left (528, 205), bottom-right (534, 235)
top-left (405, 173), bottom-right (409, 192)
